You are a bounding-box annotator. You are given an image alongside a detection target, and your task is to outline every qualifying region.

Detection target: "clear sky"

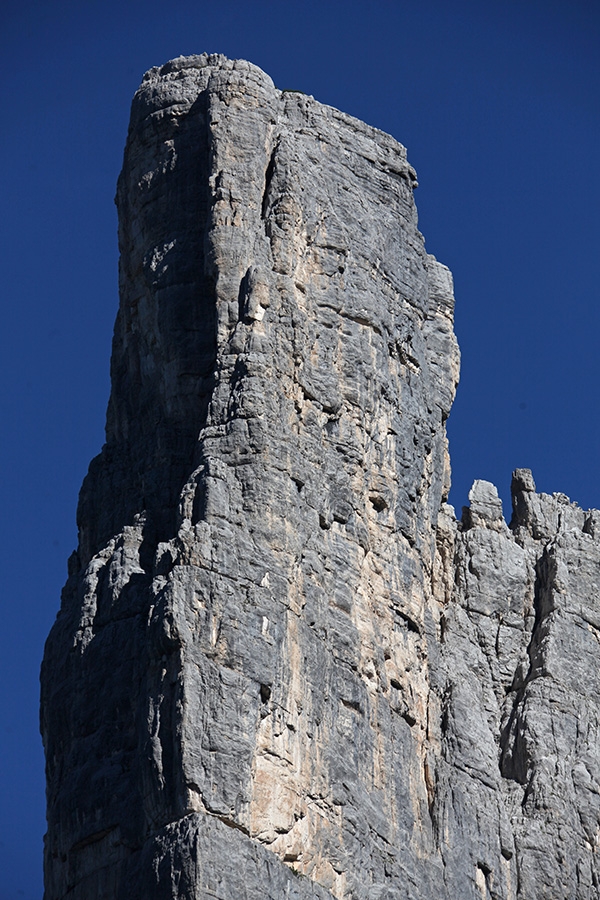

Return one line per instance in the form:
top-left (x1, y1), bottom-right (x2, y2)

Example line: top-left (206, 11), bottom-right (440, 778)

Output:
top-left (1, 1), bottom-right (598, 895)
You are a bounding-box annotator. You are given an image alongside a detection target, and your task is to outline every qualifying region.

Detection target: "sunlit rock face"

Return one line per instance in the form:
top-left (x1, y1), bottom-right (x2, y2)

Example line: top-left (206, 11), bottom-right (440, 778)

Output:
top-left (41, 55), bottom-right (600, 900)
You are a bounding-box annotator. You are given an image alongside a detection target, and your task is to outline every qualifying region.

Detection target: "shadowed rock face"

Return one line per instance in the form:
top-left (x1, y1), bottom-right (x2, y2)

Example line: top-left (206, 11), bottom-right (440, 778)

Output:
top-left (41, 55), bottom-right (600, 900)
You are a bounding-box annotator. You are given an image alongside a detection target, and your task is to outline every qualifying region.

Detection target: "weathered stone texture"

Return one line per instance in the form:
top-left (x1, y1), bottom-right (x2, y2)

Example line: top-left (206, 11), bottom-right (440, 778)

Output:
top-left (42, 55), bottom-right (600, 900)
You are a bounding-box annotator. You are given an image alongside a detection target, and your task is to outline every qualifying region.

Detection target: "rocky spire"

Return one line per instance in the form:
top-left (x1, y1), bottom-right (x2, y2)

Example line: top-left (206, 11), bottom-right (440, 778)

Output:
top-left (41, 55), bottom-right (600, 900)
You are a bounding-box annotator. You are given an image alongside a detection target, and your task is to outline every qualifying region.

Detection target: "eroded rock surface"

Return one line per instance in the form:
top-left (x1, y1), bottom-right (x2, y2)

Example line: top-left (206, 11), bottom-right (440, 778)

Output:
top-left (41, 55), bottom-right (600, 900)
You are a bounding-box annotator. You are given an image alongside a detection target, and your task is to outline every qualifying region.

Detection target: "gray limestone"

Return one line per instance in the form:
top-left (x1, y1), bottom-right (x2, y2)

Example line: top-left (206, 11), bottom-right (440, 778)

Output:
top-left (41, 54), bottom-right (600, 899)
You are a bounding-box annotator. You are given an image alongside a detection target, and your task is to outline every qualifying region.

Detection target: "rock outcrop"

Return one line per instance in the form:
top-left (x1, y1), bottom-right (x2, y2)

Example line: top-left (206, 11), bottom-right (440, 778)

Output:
top-left (41, 55), bottom-right (600, 900)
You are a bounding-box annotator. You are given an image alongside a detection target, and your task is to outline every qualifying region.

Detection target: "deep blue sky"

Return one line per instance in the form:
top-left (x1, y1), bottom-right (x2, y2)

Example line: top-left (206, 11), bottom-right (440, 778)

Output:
top-left (1, 1), bottom-right (598, 895)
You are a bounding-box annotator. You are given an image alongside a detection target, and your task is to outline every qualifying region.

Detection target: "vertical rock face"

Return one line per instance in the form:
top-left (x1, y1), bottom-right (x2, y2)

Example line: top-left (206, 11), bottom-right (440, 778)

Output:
top-left (435, 475), bottom-right (600, 899)
top-left (41, 55), bottom-right (600, 900)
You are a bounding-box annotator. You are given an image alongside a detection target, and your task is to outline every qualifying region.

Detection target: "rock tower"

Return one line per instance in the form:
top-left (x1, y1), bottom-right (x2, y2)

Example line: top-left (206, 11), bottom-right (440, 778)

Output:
top-left (41, 55), bottom-right (600, 899)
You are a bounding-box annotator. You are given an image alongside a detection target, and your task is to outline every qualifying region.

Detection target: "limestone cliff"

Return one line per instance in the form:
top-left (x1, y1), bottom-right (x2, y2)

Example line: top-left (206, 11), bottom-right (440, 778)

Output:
top-left (41, 55), bottom-right (600, 900)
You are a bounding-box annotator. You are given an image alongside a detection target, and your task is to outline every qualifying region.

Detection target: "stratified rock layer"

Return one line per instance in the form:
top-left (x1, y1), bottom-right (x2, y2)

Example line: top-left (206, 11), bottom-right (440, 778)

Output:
top-left (41, 55), bottom-right (600, 900)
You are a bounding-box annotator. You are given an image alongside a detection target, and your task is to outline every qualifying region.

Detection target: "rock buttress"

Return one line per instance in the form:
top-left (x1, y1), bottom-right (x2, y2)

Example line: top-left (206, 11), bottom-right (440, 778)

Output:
top-left (432, 474), bottom-right (600, 898)
top-left (41, 55), bottom-right (600, 900)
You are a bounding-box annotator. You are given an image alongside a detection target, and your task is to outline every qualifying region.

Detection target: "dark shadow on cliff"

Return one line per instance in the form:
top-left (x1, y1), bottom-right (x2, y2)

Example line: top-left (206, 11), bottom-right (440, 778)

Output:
top-left (76, 92), bottom-right (217, 569)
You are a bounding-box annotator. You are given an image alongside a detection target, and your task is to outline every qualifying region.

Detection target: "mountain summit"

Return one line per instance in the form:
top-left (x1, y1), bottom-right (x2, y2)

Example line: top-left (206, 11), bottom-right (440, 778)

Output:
top-left (41, 55), bottom-right (600, 900)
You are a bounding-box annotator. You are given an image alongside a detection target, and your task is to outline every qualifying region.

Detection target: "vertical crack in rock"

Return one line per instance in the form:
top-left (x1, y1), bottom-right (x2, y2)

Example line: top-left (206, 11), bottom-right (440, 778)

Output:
top-left (42, 55), bottom-right (600, 900)
top-left (261, 144), bottom-right (278, 223)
